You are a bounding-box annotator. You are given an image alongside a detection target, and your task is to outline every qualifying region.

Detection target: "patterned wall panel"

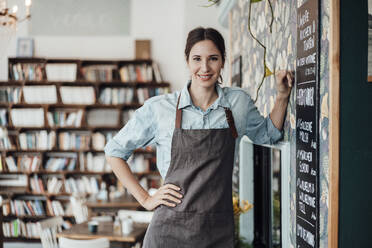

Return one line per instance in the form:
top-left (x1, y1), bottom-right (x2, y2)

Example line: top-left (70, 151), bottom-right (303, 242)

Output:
top-left (230, 0), bottom-right (329, 247)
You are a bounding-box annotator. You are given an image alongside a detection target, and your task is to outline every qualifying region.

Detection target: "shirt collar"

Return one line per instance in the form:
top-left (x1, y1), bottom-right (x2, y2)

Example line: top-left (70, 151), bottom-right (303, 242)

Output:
top-left (178, 80), bottom-right (230, 110)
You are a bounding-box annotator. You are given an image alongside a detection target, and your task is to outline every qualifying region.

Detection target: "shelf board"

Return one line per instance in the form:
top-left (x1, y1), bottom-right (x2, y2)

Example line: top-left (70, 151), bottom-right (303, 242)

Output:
top-left (3, 237), bottom-right (41, 242)
top-left (2, 148), bottom-right (155, 154)
top-left (0, 80), bottom-right (170, 87)
top-left (1, 170), bottom-right (159, 178)
top-left (2, 214), bottom-right (74, 219)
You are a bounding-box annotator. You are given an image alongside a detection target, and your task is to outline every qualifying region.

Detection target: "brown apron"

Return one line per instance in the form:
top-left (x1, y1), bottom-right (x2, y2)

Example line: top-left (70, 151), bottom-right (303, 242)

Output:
top-left (143, 93), bottom-right (238, 248)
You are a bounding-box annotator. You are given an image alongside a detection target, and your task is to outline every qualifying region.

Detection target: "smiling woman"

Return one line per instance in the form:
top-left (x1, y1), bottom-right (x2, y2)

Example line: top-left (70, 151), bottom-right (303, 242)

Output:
top-left (104, 26), bottom-right (293, 248)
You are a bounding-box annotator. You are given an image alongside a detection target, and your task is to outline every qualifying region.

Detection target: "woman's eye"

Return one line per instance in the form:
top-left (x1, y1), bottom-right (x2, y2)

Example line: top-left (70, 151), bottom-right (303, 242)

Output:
top-left (193, 57), bottom-right (201, 61)
top-left (210, 57), bottom-right (218, 61)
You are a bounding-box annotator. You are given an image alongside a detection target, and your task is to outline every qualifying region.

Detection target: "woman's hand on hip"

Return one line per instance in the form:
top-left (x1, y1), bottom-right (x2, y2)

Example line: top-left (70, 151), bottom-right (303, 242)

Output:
top-left (142, 184), bottom-right (183, 211)
top-left (275, 70), bottom-right (293, 99)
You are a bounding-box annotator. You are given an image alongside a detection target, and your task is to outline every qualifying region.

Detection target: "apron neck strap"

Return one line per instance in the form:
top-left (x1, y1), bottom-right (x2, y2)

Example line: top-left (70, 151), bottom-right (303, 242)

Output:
top-left (176, 93), bottom-right (182, 129)
top-left (175, 93), bottom-right (238, 139)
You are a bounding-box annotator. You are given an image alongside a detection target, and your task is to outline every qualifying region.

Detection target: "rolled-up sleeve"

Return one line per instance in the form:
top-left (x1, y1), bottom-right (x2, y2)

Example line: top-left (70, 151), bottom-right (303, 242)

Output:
top-left (244, 93), bottom-right (283, 145)
top-left (104, 100), bottom-right (156, 160)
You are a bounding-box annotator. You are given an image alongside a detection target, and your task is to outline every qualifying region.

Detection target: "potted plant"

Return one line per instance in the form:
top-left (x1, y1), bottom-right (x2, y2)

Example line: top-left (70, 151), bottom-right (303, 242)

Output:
top-left (233, 192), bottom-right (253, 248)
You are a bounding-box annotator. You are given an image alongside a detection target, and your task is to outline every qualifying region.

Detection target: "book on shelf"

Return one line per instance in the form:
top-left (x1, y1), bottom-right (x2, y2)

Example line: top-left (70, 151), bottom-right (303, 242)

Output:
top-left (127, 154), bottom-right (150, 173)
top-left (10, 63), bottom-right (44, 81)
top-left (5, 199), bottom-right (46, 216)
top-left (30, 174), bottom-right (45, 194)
top-left (78, 152), bottom-right (111, 172)
top-left (0, 108), bottom-right (8, 125)
top-left (60, 86), bottom-right (95, 105)
top-left (64, 176), bottom-right (100, 194)
top-left (152, 62), bottom-right (163, 82)
top-left (0, 128), bottom-right (17, 150)
top-left (23, 85), bottom-right (57, 104)
top-left (87, 109), bottom-right (119, 127)
top-left (0, 87), bottom-right (21, 103)
top-left (0, 174), bottom-right (28, 187)
top-left (45, 63), bottom-right (77, 82)
top-left (99, 87), bottom-right (134, 105)
top-left (119, 63), bottom-right (153, 82)
top-left (2, 219), bottom-right (40, 238)
top-left (136, 88), bottom-right (149, 104)
top-left (5, 156), bottom-right (18, 172)
top-left (46, 199), bottom-right (66, 216)
top-left (58, 131), bottom-right (91, 150)
top-left (11, 108), bottom-right (44, 127)
top-left (18, 130), bottom-right (56, 150)
top-left (81, 64), bottom-right (118, 82)
top-left (122, 110), bottom-right (135, 125)
top-left (92, 131), bottom-right (116, 151)
top-left (18, 155), bottom-right (41, 172)
top-left (47, 109), bottom-right (84, 127)
top-left (45, 156), bottom-right (77, 172)
top-left (45, 176), bottom-right (63, 194)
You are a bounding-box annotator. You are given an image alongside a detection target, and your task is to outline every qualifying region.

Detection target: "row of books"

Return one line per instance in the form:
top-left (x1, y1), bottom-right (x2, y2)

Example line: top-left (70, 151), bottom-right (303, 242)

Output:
top-left (47, 109), bottom-right (84, 127)
top-left (5, 199), bottom-right (46, 216)
top-left (45, 157), bottom-right (77, 171)
top-left (2, 219), bottom-right (40, 238)
top-left (58, 132), bottom-right (91, 150)
top-left (9, 61), bottom-right (164, 82)
top-left (99, 87), bottom-right (135, 105)
top-left (64, 176), bottom-right (100, 194)
top-left (1, 151), bottom-right (112, 173)
top-left (30, 175), bottom-right (63, 194)
top-left (1, 130), bottom-right (118, 151)
top-left (4, 155), bottom-right (41, 172)
top-left (19, 131), bottom-right (56, 150)
top-left (0, 87), bottom-right (21, 103)
top-left (3, 108), bottom-right (136, 128)
top-left (81, 65), bottom-right (117, 82)
top-left (0, 85), bottom-right (169, 106)
top-left (137, 87), bottom-right (170, 104)
top-left (119, 63), bottom-right (154, 82)
top-left (11, 63), bottom-right (44, 81)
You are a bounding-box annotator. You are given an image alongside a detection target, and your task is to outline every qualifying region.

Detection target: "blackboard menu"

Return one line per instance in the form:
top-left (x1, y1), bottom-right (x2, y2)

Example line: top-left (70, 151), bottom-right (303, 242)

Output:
top-left (296, 0), bottom-right (320, 247)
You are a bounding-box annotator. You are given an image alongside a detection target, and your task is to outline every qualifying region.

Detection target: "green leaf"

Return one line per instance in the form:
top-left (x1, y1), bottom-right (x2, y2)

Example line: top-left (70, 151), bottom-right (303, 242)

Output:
top-left (251, 0), bottom-right (263, 3)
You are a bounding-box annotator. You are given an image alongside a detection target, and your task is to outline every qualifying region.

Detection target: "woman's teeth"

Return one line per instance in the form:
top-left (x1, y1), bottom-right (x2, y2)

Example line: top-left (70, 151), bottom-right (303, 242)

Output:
top-left (199, 75), bottom-right (212, 79)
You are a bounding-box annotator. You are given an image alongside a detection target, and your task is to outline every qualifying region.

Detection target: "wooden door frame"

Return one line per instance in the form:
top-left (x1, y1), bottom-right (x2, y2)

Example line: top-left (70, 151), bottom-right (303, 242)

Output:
top-left (328, 0), bottom-right (340, 247)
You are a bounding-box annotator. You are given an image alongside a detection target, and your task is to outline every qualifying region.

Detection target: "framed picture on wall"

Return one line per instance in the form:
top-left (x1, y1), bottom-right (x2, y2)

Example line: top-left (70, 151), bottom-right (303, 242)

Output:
top-left (231, 55), bottom-right (242, 87)
top-left (16, 38), bottom-right (34, 57)
top-left (368, 0), bottom-right (372, 81)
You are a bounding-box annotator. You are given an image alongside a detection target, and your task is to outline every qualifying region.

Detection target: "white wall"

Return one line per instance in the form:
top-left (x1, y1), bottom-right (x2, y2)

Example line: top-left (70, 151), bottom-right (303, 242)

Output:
top-left (0, 0), bottom-right (228, 91)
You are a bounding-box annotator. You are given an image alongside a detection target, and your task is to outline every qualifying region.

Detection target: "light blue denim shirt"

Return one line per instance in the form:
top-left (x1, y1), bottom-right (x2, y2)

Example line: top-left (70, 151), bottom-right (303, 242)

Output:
top-left (104, 81), bottom-right (283, 179)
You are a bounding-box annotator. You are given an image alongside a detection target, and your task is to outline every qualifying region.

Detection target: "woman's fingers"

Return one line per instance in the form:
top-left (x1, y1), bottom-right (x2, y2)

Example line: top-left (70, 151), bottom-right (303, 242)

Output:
top-left (163, 194), bottom-right (182, 204)
top-left (156, 184), bottom-right (183, 207)
top-left (163, 183), bottom-right (181, 191)
top-left (160, 200), bottom-right (177, 207)
top-left (165, 188), bottom-right (183, 199)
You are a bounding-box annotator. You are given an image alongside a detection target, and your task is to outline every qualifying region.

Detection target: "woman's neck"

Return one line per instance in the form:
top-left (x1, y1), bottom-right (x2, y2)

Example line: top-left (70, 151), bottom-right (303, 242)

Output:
top-left (188, 81), bottom-right (218, 112)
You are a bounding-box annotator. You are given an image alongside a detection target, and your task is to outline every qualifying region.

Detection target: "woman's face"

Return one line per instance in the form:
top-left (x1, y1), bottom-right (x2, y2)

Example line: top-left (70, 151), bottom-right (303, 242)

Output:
top-left (187, 39), bottom-right (224, 89)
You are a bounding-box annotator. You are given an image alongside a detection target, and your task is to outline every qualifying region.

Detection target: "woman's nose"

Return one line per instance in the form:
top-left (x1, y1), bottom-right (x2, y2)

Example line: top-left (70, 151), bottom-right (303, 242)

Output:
top-left (201, 60), bottom-right (209, 72)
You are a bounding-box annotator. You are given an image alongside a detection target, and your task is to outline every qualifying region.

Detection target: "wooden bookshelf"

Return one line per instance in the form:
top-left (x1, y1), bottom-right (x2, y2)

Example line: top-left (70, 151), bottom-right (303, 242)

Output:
top-left (0, 57), bottom-right (168, 242)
